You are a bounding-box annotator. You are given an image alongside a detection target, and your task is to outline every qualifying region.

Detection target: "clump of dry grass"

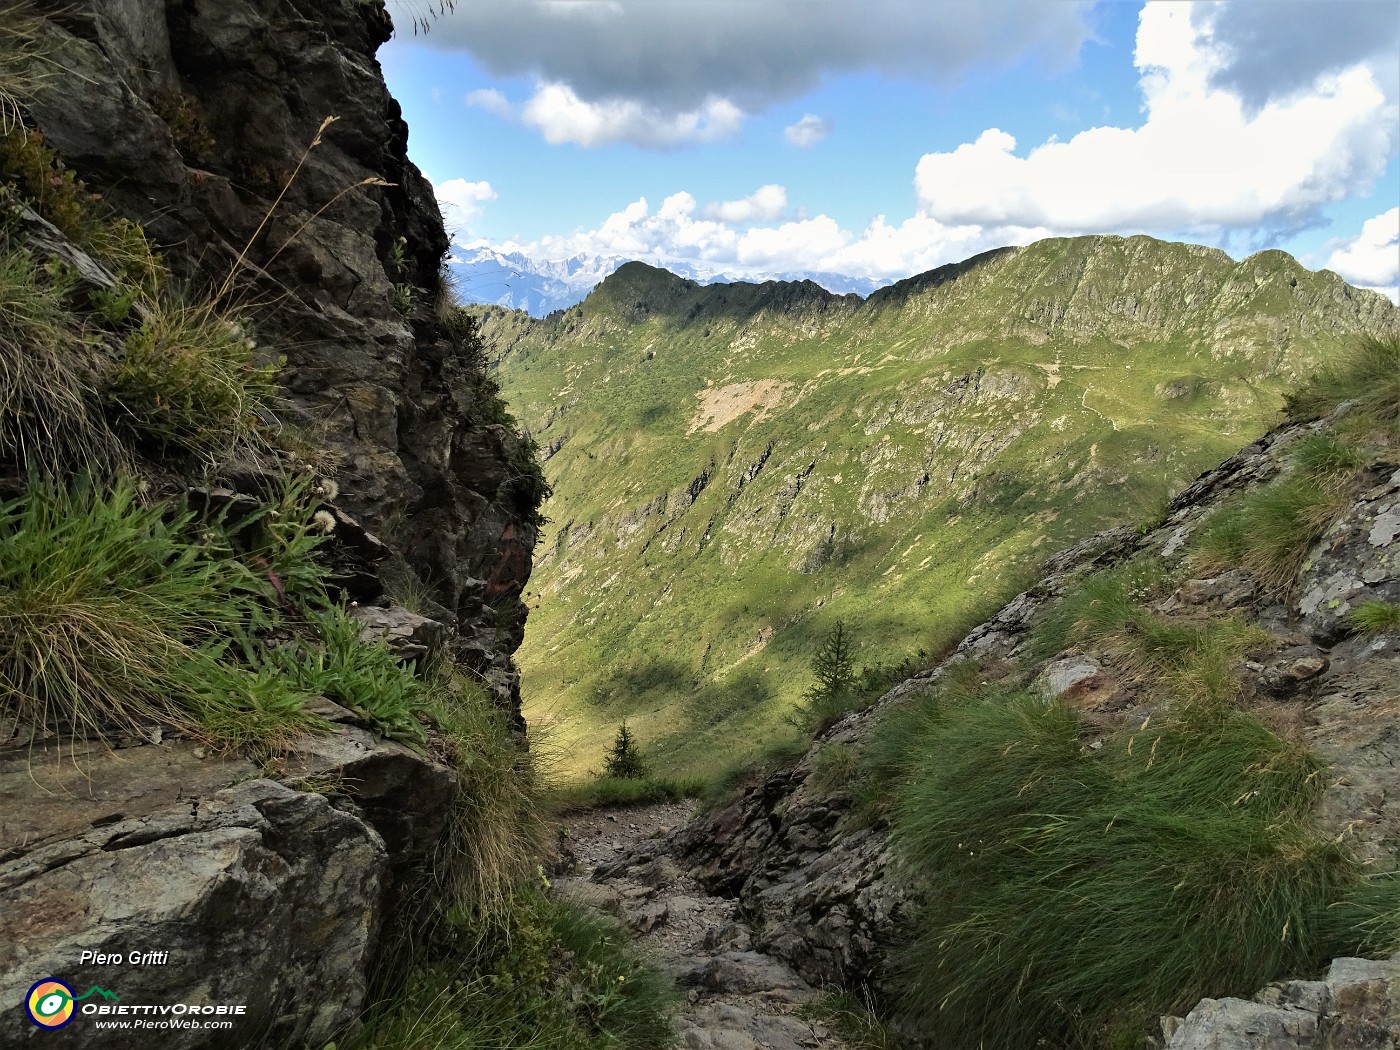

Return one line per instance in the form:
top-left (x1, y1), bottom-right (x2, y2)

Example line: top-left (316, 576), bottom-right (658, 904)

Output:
top-left (107, 297), bottom-right (280, 463)
top-left (0, 242), bottom-right (120, 470)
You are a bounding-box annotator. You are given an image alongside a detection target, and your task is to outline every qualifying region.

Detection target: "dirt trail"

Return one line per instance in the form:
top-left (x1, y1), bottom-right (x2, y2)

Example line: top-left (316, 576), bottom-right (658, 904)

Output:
top-left (551, 801), bottom-right (852, 1050)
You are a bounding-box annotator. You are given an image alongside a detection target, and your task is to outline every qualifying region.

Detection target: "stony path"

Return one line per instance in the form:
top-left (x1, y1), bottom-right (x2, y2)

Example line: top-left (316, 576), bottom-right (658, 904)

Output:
top-left (550, 801), bottom-right (853, 1050)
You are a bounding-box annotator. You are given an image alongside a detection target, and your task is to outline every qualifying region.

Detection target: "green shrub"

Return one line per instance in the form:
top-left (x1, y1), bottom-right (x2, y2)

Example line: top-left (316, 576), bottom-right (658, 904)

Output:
top-left (1289, 432), bottom-right (1366, 481)
top-left (810, 740), bottom-right (859, 794)
top-left (0, 126), bottom-right (96, 236)
top-left (887, 692), bottom-right (1363, 1048)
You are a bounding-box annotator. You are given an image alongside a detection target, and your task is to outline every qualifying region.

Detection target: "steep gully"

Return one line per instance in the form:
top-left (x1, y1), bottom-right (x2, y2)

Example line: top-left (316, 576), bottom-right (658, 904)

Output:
top-left (552, 803), bottom-right (854, 1050)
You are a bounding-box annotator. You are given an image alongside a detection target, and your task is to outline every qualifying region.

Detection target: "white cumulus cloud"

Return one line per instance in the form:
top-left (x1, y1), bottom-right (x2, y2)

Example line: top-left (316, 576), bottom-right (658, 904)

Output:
top-left (479, 82), bottom-right (744, 148)
top-left (784, 115), bottom-right (831, 148)
top-left (458, 4), bottom-right (1399, 290)
top-left (465, 87), bottom-right (513, 119)
top-left (1325, 208), bottom-right (1400, 302)
top-left (485, 192), bottom-right (1051, 284)
top-left (433, 178), bottom-right (497, 236)
top-left (700, 185), bottom-right (788, 224)
top-left (911, 3), bottom-right (1398, 237)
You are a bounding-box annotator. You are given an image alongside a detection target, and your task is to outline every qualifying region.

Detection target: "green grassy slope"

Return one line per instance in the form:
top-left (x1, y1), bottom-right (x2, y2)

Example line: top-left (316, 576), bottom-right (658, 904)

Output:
top-left (480, 234), bottom-right (1399, 779)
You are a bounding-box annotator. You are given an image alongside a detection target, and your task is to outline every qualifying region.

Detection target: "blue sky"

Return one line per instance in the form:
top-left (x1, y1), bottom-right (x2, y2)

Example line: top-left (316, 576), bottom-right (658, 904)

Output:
top-left (378, 0), bottom-right (1400, 299)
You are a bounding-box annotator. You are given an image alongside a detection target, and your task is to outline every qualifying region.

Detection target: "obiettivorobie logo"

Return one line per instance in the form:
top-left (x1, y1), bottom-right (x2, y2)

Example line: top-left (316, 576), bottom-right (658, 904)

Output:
top-left (25, 979), bottom-right (120, 1029)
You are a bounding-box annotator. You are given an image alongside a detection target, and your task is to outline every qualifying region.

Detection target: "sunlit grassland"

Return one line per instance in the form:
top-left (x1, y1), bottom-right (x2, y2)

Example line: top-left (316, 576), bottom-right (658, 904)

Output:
top-left (488, 242), bottom-right (1397, 782)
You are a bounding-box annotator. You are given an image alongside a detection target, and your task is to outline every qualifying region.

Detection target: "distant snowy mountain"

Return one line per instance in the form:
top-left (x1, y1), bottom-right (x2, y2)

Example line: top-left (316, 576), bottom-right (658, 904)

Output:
top-left (448, 246), bottom-right (888, 317)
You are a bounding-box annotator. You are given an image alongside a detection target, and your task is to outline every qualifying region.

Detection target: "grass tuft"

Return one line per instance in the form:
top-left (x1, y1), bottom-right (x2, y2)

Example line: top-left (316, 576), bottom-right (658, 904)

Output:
top-left (423, 670), bottom-right (547, 923)
top-left (1285, 334), bottom-right (1400, 446)
top-left (353, 885), bottom-right (675, 1050)
top-left (550, 774), bottom-right (706, 814)
top-left (0, 477), bottom-right (260, 739)
top-left (884, 689), bottom-right (1364, 1048)
top-left (1191, 432), bottom-right (1364, 595)
top-left (1348, 600), bottom-right (1400, 635)
top-left (800, 991), bottom-right (910, 1050)
top-left (1030, 560), bottom-right (1266, 711)
top-left (0, 243), bottom-right (119, 469)
top-left (107, 296), bottom-right (280, 463)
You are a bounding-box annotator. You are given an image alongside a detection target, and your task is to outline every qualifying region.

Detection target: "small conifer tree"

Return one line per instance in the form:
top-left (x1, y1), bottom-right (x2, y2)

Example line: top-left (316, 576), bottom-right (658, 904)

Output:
top-left (789, 620), bottom-right (859, 733)
top-left (602, 720), bottom-right (648, 779)
top-left (809, 620), bottom-right (856, 702)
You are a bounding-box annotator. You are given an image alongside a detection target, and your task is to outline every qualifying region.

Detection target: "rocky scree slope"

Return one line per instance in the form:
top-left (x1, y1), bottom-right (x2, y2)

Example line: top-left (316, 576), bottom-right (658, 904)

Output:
top-left (0, 2), bottom-right (542, 1047)
top-left (482, 247), bottom-right (1398, 777)
top-left (552, 802), bottom-right (857, 1050)
top-left (675, 390), bottom-right (1400, 1046)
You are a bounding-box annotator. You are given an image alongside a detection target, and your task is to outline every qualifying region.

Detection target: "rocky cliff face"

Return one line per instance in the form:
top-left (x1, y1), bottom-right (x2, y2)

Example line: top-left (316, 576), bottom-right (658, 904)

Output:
top-left (26, 0), bottom-right (537, 703)
top-left (1, 3), bottom-right (538, 1045)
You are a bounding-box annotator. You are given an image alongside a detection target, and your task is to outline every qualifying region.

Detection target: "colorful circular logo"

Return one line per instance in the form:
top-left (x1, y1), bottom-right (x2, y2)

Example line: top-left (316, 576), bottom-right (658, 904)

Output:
top-left (25, 979), bottom-right (76, 1029)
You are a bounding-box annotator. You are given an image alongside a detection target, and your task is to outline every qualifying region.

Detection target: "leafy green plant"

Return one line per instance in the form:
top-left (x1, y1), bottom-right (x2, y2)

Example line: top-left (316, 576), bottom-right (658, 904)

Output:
top-left (886, 690), bottom-right (1363, 1048)
top-left (261, 607), bottom-right (426, 744)
top-left (809, 740), bottom-right (858, 794)
top-left (150, 89), bottom-right (215, 163)
top-left (1289, 432), bottom-right (1366, 482)
top-left (0, 126), bottom-right (97, 236)
top-left (177, 652), bottom-right (327, 755)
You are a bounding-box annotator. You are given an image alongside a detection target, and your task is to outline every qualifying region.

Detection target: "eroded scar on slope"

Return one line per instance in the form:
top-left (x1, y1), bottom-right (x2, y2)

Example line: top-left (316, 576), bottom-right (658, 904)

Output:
top-left (688, 380), bottom-right (794, 434)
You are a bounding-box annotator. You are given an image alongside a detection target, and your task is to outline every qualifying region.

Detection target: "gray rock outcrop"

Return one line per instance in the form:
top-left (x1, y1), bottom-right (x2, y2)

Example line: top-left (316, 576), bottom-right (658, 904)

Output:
top-left (0, 1), bottom-right (542, 1045)
top-left (1164, 956), bottom-right (1400, 1049)
top-left (0, 712), bottom-right (455, 1047)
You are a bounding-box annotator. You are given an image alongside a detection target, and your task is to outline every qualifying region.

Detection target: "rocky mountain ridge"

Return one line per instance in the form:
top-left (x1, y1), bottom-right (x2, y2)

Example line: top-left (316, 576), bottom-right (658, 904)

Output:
top-left (481, 237), bottom-right (1398, 779)
top-left (449, 245), bottom-right (884, 317)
